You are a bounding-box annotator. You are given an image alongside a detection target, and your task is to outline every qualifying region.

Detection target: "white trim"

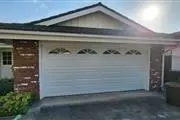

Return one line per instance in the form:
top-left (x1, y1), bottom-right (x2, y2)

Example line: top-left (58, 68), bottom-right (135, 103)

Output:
top-left (36, 5), bottom-right (150, 32)
top-left (0, 49), bottom-right (13, 78)
top-left (0, 43), bottom-right (12, 48)
top-left (161, 53), bottom-right (165, 88)
top-left (146, 45), bottom-right (151, 91)
top-left (0, 46), bottom-right (12, 48)
top-left (98, 6), bottom-right (148, 32)
top-left (0, 29), bottom-right (178, 45)
top-left (36, 6), bottom-right (100, 25)
top-left (39, 41), bottom-right (43, 99)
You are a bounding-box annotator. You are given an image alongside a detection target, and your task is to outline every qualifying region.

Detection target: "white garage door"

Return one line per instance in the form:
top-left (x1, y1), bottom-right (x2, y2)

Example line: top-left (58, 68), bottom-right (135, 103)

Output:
top-left (40, 42), bottom-right (150, 98)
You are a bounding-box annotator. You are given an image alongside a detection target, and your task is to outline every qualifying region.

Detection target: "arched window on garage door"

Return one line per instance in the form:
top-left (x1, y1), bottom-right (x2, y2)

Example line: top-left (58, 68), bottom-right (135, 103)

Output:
top-left (126, 49), bottom-right (141, 55)
top-left (49, 48), bottom-right (71, 54)
top-left (103, 49), bottom-right (120, 54)
top-left (77, 49), bottom-right (97, 54)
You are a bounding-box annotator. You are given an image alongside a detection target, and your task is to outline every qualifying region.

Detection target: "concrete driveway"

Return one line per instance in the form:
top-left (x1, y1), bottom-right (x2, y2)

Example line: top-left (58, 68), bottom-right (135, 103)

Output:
top-left (28, 93), bottom-right (180, 120)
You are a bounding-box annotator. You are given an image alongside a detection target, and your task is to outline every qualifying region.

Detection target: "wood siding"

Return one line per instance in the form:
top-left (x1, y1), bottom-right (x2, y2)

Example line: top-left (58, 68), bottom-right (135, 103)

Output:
top-left (57, 12), bottom-right (130, 30)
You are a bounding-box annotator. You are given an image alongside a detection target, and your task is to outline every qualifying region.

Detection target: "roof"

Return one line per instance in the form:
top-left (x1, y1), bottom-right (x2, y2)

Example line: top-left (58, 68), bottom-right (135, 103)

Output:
top-left (28, 2), bottom-right (153, 33)
top-left (28, 2), bottom-right (102, 25)
top-left (0, 23), bottom-right (170, 38)
top-left (0, 3), bottom-right (176, 40)
top-left (169, 32), bottom-right (180, 39)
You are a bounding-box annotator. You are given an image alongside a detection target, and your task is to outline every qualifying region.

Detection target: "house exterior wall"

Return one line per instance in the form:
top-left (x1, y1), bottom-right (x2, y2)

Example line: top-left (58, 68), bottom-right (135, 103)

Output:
top-left (57, 12), bottom-right (130, 30)
top-left (164, 46), bottom-right (180, 83)
top-left (165, 47), bottom-right (180, 71)
top-left (171, 56), bottom-right (180, 71)
top-left (164, 46), bottom-right (180, 71)
top-left (149, 45), bottom-right (164, 91)
top-left (13, 40), bottom-right (39, 97)
top-left (12, 39), bottom-right (164, 98)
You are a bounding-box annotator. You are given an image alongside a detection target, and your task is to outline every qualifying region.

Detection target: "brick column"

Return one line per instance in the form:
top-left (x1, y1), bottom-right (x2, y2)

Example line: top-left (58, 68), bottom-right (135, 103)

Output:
top-left (13, 40), bottom-right (39, 97)
top-left (149, 45), bottom-right (164, 91)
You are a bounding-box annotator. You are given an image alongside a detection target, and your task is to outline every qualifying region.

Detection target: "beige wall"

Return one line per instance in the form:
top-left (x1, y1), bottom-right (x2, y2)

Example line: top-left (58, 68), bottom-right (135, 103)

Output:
top-left (57, 12), bottom-right (130, 30)
top-left (165, 46), bottom-right (180, 71)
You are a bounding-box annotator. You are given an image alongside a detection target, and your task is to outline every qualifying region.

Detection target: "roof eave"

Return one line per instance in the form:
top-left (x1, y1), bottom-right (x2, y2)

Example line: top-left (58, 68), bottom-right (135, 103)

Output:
top-left (0, 29), bottom-right (178, 45)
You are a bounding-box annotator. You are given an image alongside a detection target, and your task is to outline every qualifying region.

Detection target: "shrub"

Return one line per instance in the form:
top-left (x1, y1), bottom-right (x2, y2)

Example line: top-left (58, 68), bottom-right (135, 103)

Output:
top-left (0, 92), bottom-right (32, 117)
top-left (0, 78), bottom-right (13, 96)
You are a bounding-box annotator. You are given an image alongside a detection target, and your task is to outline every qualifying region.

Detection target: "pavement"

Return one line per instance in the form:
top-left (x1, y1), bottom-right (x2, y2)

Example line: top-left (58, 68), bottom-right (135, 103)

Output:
top-left (23, 91), bottom-right (180, 120)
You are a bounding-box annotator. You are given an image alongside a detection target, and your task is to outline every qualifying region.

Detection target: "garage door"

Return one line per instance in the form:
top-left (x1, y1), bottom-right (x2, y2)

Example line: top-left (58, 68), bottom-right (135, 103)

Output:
top-left (40, 42), bottom-right (150, 98)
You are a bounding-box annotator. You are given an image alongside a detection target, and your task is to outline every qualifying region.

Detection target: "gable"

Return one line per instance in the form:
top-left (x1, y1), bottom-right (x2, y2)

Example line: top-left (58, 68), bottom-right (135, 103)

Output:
top-left (56, 12), bottom-right (130, 30)
top-left (30, 3), bottom-right (153, 33)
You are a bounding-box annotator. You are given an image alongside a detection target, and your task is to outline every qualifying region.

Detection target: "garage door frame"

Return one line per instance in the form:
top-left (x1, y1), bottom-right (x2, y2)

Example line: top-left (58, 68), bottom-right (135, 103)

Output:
top-left (39, 41), bottom-right (151, 99)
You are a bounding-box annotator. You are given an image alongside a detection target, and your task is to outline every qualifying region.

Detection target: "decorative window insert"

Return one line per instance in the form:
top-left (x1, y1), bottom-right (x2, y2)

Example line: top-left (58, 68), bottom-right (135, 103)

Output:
top-left (126, 49), bottom-right (141, 55)
top-left (77, 49), bottom-right (97, 54)
top-left (2, 51), bottom-right (12, 65)
top-left (103, 49), bottom-right (120, 54)
top-left (49, 48), bottom-right (71, 54)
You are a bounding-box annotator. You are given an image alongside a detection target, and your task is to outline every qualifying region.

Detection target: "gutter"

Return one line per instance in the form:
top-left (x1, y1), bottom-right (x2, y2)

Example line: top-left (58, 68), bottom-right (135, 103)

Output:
top-left (0, 29), bottom-right (178, 45)
top-left (163, 41), bottom-right (180, 54)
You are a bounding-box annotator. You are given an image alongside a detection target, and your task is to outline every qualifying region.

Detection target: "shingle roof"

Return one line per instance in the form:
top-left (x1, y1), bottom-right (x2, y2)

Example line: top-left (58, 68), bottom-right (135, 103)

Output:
top-left (28, 2), bottom-right (102, 25)
top-left (0, 23), bottom-right (156, 37)
top-left (0, 2), bottom-right (175, 39)
top-left (169, 32), bottom-right (180, 39)
top-left (1, 23), bottom-right (175, 39)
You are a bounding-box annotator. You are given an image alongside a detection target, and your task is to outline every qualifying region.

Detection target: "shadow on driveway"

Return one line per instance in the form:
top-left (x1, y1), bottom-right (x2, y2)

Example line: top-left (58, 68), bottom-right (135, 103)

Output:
top-left (34, 96), bottom-right (180, 120)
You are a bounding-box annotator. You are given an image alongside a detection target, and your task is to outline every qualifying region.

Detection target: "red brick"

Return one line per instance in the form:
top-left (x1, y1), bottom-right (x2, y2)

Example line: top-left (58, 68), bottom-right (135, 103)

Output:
top-left (13, 40), bottom-right (39, 98)
top-left (149, 45), bottom-right (164, 91)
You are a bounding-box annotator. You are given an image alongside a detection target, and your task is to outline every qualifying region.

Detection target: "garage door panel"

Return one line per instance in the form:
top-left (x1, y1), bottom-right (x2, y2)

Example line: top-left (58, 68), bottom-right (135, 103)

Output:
top-left (44, 81), bottom-right (144, 97)
top-left (42, 65), bottom-right (145, 70)
top-left (43, 56), bottom-right (146, 66)
top-left (42, 68), bottom-right (145, 79)
top-left (42, 73), bottom-right (145, 83)
top-left (40, 42), bottom-right (149, 98)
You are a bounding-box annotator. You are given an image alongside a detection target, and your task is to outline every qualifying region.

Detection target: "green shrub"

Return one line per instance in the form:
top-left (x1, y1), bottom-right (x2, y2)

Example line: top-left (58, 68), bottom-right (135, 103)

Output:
top-left (0, 78), bottom-right (13, 96)
top-left (0, 92), bottom-right (32, 117)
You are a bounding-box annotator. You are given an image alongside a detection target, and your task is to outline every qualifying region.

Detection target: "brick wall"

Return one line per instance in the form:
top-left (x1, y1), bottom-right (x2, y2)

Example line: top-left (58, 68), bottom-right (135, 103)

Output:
top-left (13, 40), bottom-right (39, 97)
top-left (149, 45), bottom-right (164, 91)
